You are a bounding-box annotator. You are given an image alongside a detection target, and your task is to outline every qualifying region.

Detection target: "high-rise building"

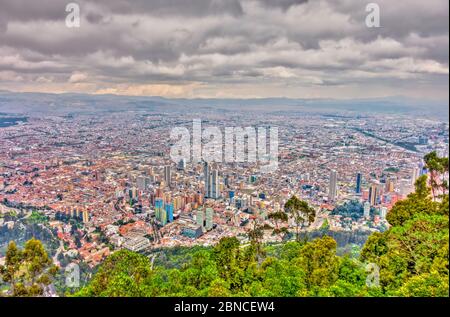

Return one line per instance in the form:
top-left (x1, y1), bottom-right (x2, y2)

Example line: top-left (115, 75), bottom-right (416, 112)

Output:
top-left (130, 187), bottom-right (138, 200)
top-left (165, 203), bottom-right (174, 223)
top-left (205, 207), bottom-right (214, 231)
top-left (155, 187), bottom-right (163, 198)
top-left (82, 209), bottom-right (89, 223)
top-left (164, 166), bottom-right (172, 187)
top-left (137, 176), bottom-right (151, 191)
top-left (328, 170), bottom-right (338, 202)
top-left (369, 183), bottom-right (379, 206)
top-left (160, 207), bottom-right (167, 225)
top-left (210, 169), bottom-right (220, 199)
top-left (204, 162), bottom-right (220, 199)
top-left (177, 159), bottom-right (186, 171)
top-left (155, 198), bottom-right (164, 223)
top-left (229, 191), bottom-right (235, 202)
top-left (196, 209), bottom-right (204, 229)
top-left (355, 172), bottom-right (362, 194)
top-left (411, 167), bottom-right (419, 186)
top-left (224, 175), bottom-right (230, 188)
top-left (204, 162), bottom-right (210, 198)
top-left (386, 177), bottom-right (395, 192)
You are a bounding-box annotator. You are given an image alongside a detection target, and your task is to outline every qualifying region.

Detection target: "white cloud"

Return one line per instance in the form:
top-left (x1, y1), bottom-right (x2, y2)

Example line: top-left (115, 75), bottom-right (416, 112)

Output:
top-left (68, 72), bottom-right (88, 83)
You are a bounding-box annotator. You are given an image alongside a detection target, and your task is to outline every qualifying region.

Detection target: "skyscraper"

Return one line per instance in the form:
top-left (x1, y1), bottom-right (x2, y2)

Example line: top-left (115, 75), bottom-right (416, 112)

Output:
top-left (165, 203), bottom-right (174, 223)
top-left (160, 207), bottom-right (167, 225)
top-left (411, 167), bottom-right (419, 186)
top-left (205, 207), bottom-right (214, 231)
top-left (369, 183), bottom-right (379, 206)
top-left (164, 165), bottom-right (172, 187)
top-left (355, 172), bottom-right (362, 194)
top-left (196, 209), bottom-right (204, 229)
top-left (204, 162), bottom-right (210, 198)
top-left (155, 198), bottom-right (164, 223)
top-left (210, 169), bottom-right (220, 199)
top-left (82, 209), bottom-right (89, 223)
top-left (328, 170), bottom-right (338, 202)
top-left (137, 176), bottom-right (151, 191)
top-left (386, 177), bottom-right (395, 192)
top-left (204, 162), bottom-right (220, 199)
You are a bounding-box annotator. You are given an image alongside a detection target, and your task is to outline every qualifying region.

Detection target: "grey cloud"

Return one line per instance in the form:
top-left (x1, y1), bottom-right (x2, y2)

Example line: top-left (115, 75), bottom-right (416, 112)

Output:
top-left (254, 0), bottom-right (308, 10)
top-left (0, 0), bottom-right (66, 21)
top-left (0, 0), bottom-right (448, 99)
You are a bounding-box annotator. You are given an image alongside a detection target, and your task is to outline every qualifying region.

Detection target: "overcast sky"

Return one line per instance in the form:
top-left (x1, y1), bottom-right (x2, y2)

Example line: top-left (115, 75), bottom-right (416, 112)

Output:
top-left (0, 0), bottom-right (448, 100)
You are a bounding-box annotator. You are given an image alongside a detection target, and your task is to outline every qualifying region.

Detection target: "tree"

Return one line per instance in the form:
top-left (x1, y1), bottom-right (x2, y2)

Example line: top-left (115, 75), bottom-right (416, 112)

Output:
top-left (247, 216), bottom-right (266, 261)
top-left (284, 195), bottom-right (316, 242)
top-left (396, 272), bottom-right (449, 297)
top-left (212, 237), bottom-right (242, 289)
top-left (258, 256), bottom-right (306, 297)
top-left (319, 219), bottom-right (330, 232)
top-left (386, 175), bottom-right (443, 227)
top-left (208, 278), bottom-right (231, 297)
top-left (329, 256), bottom-right (368, 297)
top-left (0, 239), bottom-right (58, 296)
top-left (76, 249), bottom-right (153, 297)
top-left (268, 211), bottom-right (289, 240)
top-left (295, 236), bottom-right (340, 294)
top-left (182, 250), bottom-right (218, 291)
top-left (424, 151), bottom-right (449, 200)
top-left (361, 152), bottom-right (449, 295)
top-left (0, 241), bottom-right (22, 294)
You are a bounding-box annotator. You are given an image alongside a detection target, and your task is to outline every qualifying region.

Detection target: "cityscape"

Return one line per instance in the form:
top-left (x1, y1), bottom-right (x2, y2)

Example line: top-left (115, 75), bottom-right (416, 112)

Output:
top-left (0, 0), bottom-right (448, 302)
top-left (0, 100), bottom-right (448, 268)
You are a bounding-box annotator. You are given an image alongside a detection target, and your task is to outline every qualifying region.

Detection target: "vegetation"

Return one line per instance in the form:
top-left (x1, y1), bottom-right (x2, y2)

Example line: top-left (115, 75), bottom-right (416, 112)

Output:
top-left (75, 152), bottom-right (447, 297)
top-left (284, 195), bottom-right (316, 242)
top-left (331, 200), bottom-right (376, 221)
top-left (0, 239), bottom-right (58, 296)
top-left (0, 211), bottom-right (59, 258)
top-left (76, 177), bottom-right (447, 297)
top-left (424, 151), bottom-right (449, 200)
top-left (1, 152), bottom-right (448, 297)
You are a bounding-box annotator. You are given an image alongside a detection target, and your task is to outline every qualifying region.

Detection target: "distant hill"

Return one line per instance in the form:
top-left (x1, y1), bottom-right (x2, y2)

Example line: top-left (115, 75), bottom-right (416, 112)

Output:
top-left (0, 91), bottom-right (448, 119)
